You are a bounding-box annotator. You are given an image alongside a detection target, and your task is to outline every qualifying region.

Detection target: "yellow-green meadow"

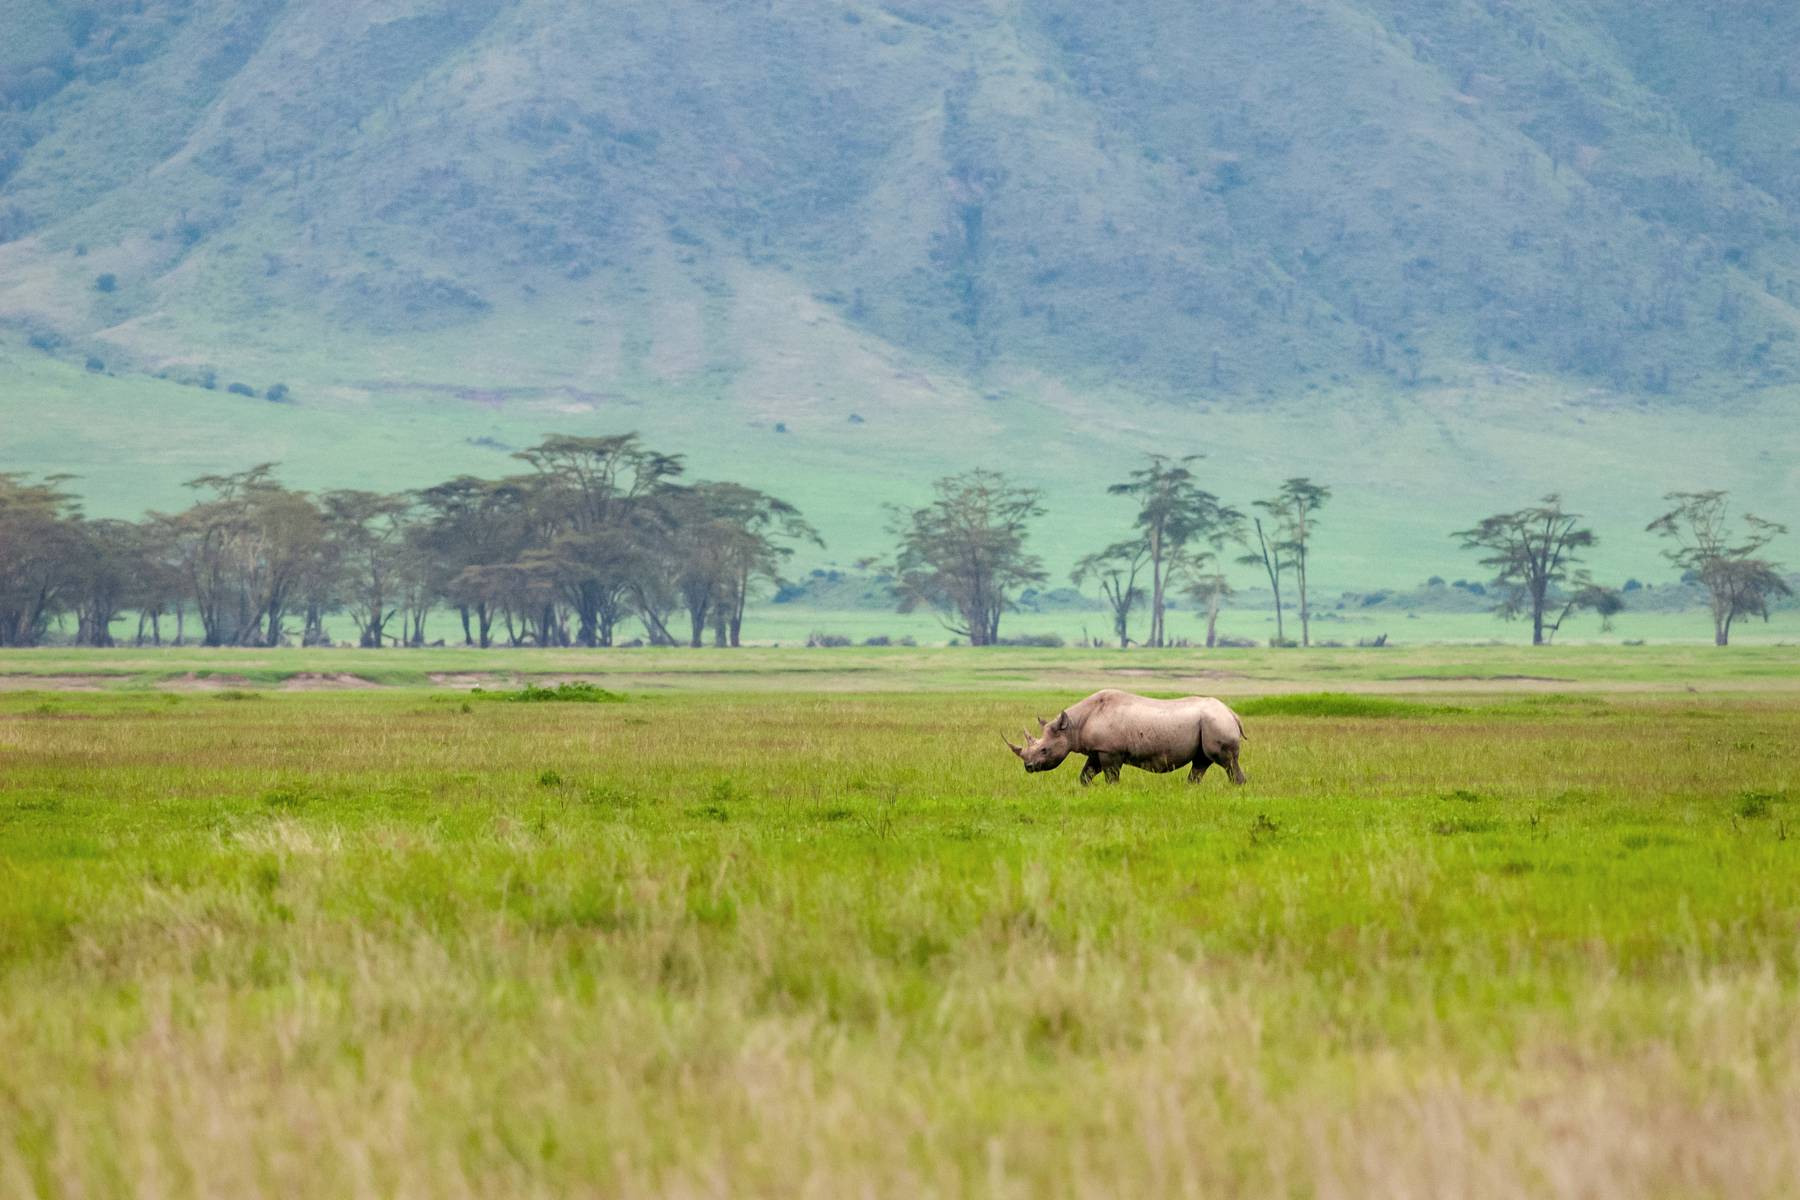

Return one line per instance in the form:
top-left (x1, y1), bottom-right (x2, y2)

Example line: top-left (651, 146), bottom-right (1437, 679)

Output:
top-left (2, 646), bottom-right (1797, 1196)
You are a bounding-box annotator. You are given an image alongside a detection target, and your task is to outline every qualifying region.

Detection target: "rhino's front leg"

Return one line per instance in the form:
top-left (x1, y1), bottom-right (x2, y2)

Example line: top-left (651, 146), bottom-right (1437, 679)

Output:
top-left (1103, 759), bottom-right (1123, 785)
top-left (1079, 756), bottom-right (1100, 787)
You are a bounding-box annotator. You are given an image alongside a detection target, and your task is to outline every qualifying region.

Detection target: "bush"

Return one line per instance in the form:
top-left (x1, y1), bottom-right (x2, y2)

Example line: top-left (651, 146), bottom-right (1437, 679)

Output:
top-left (862, 635), bottom-right (891, 646)
top-left (226, 382), bottom-right (256, 397)
top-left (95, 273), bottom-right (116, 293)
top-left (997, 632), bottom-right (1064, 647)
top-left (266, 382), bottom-right (291, 403)
top-left (84, 355), bottom-right (104, 372)
top-left (471, 681), bottom-right (625, 703)
top-left (1215, 636), bottom-right (1258, 648)
top-left (1735, 791), bottom-right (1777, 819)
top-left (806, 632), bottom-right (852, 648)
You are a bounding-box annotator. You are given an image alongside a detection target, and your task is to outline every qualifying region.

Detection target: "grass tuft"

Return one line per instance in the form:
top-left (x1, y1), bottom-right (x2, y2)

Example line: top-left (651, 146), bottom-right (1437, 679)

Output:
top-left (1234, 692), bottom-right (1465, 718)
top-left (477, 681), bottom-right (627, 704)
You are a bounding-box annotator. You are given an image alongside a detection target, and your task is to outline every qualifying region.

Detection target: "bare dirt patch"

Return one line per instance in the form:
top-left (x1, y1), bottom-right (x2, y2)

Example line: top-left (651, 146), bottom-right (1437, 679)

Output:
top-left (156, 672), bottom-right (256, 692)
top-left (0, 674), bottom-right (112, 692)
top-left (280, 672), bottom-right (382, 691)
top-left (428, 672), bottom-right (512, 690)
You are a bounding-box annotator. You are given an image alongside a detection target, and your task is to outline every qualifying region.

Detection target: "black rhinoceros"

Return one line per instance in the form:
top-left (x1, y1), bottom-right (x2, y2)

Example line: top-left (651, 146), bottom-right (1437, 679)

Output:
top-left (1003, 688), bottom-right (1247, 786)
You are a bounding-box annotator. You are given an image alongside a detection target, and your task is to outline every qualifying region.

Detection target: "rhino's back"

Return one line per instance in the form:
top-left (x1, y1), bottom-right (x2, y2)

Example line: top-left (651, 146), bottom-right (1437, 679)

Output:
top-left (1076, 690), bottom-right (1236, 757)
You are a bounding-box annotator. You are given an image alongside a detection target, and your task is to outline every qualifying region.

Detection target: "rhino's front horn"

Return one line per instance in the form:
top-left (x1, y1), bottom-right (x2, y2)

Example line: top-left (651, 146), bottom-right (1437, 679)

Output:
top-left (1000, 732), bottom-right (1024, 757)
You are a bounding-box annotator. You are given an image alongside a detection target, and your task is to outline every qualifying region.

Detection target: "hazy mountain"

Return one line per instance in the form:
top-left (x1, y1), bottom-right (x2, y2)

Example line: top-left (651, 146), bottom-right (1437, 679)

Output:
top-left (2, 0), bottom-right (1797, 580)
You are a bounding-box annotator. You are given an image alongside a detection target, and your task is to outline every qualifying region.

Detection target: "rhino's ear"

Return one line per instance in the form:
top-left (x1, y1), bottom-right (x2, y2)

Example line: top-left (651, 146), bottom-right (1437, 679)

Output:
top-left (1052, 711), bottom-right (1070, 733)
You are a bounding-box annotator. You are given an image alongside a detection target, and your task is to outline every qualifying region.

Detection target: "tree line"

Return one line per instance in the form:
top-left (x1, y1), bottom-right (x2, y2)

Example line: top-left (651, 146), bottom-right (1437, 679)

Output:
top-left (1, 438), bottom-right (1791, 648)
top-left (874, 462), bottom-right (1787, 648)
top-left (0, 436), bottom-right (818, 649)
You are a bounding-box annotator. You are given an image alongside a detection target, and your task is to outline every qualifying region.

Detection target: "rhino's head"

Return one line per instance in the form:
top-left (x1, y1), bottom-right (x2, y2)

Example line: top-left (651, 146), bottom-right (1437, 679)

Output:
top-left (1003, 711), bottom-right (1073, 773)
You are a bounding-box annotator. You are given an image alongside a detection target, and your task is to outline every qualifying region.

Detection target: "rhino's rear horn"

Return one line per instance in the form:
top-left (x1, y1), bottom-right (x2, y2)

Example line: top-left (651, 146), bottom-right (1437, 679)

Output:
top-left (1035, 714), bottom-right (1048, 730)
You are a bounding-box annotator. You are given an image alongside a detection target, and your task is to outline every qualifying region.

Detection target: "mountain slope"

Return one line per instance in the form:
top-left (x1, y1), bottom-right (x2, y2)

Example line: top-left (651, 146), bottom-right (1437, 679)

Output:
top-left (1, 0), bottom-right (1796, 584)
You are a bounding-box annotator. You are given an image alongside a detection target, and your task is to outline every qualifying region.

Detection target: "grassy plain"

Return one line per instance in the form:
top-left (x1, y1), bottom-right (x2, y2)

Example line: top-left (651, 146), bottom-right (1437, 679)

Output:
top-left (2, 646), bottom-right (1798, 1197)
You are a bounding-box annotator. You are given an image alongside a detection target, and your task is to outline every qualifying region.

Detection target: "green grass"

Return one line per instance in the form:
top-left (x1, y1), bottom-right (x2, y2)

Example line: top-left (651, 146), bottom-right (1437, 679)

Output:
top-left (3, 641), bottom-right (1796, 695)
top-left (2, 649), bottom-right (1798, 1195)
top-left (1231, 692), bottom-right (1468, 718)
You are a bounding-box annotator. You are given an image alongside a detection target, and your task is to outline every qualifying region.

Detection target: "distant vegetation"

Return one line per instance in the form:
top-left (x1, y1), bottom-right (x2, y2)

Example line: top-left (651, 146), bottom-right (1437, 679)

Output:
top-left (1, 438), bottom-right (1788, 649)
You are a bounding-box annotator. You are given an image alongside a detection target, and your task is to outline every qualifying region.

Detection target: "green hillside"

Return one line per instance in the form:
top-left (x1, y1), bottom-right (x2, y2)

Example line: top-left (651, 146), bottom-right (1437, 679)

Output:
top-left (2, 0), bottom-right (1797, 585)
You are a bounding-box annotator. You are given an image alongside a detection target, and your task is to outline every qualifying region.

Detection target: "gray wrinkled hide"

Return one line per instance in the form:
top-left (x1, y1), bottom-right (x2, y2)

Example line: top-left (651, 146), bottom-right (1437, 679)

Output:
top-left (1006, 689), bottom-right (1247, 786)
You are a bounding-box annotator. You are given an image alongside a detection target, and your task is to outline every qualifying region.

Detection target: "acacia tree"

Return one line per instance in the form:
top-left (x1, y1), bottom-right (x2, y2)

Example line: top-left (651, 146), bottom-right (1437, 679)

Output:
top-left (891, 471), bottom-right (1045, 646)
top-left (164, 467), bottom-right (329, 646)
top-left (1237, 516), bottom-right (1292, 644)
top-left (0, 474), bottom-right (83, 646)
top-left (1182, 562), bottom-right (1235, 648)
top-left (1071, 540), bottom-right (1149, 648)
top-left (667, 482), bottom-right (819, 647)
top-left (1647, 491), bottom-right (1791, 645)
top-left (128, 519), bottom-right (187, 646)
top-left (323, 490), bottom-right (412, 647)
top-left (70, 519), bottom-right (141, 646)
top-left (167, 467), bottom-right (268, 647)
top-left (1249, 478), bottom-right (1329, 647)
top-left (1454, 495), bottom-right (1619, 644)
top-left (1107, 456), bottom-right (1239, 647)
top-left (514, 435), bottom-right (684, 647)
top-left (416, 477), bottom-right (524, 646)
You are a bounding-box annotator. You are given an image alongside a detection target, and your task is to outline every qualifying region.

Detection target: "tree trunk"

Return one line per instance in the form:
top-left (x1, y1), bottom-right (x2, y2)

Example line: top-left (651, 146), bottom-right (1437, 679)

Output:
top-left (1254, 519), bottom-right (1284, 643)
top-left (576, 594), bottom-right (598, 647)
top-left (1297, 548), bottom-right (1310, 647)
top-left (1149, 528), bottom-right (1165, 648)
top-left (1295, 502), bottom-right (1311, 648)
top-left (729, 569), bottom-right (748, 647)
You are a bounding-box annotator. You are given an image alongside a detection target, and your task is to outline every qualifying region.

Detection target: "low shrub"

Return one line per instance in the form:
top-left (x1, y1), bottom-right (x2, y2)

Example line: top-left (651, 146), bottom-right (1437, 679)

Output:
top-left (472, 682), bottom-right (625, 703)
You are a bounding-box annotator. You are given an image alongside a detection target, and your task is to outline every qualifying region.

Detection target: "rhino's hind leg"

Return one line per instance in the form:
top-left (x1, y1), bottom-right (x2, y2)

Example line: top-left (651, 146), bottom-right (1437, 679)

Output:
top-left (1226, 747), bottom-right (1247, 785)
top-left (1103, 761), bottom-right (1122, 785)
